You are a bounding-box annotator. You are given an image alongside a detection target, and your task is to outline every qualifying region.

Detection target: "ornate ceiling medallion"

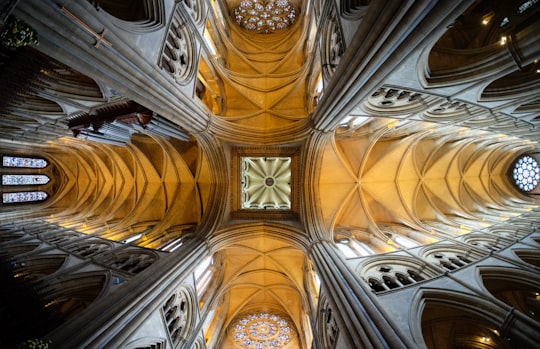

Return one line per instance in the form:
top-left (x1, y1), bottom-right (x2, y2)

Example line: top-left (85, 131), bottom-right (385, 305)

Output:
top-left (234, 0), bottom-right (297, 34)
top-left (231, 312), bottom-right (296, 348)
top-left (241, 157), bottom-right (291, 209)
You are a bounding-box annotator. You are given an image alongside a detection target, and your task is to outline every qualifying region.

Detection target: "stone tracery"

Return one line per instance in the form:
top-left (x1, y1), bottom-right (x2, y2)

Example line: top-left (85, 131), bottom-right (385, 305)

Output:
top-left (234, 0), bottom-right (297, 33)
top-left (231, 312), bottom-right (296, 348)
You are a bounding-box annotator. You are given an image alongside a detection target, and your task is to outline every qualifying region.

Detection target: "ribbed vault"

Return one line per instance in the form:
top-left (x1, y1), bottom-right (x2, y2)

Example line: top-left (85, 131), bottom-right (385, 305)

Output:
top-left (40, 133), bottom-right (205, 250)
top-left (319, 118), bottom-right (528, 251)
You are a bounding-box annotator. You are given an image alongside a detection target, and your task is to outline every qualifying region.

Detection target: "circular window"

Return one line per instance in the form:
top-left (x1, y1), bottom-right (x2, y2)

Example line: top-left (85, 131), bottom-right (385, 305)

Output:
top-left (231, 312), bottom-right (296, 348)
top-left (513, 155), bottom-right (540, 192)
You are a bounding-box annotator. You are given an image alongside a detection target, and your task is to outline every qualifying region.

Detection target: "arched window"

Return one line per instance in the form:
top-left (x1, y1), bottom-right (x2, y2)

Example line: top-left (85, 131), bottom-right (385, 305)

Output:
top-left (2, 191), bottom-right (48, 204)
top-left (2, 174), bottom-right (50, 185)
top-left (335, 237), bottom-right (375, 258)
top-left (2, 156), bottom-right (47, 168)
top-left (2, 155), bottom-right (52, 204)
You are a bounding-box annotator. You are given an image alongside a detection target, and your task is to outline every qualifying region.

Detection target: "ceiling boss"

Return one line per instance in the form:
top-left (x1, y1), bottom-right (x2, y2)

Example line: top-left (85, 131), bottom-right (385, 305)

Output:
top-left (234, 0), bottom-right (297, 33)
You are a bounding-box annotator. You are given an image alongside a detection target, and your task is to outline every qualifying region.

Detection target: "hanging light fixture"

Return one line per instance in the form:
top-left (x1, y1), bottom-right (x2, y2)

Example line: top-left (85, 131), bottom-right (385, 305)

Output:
top-left (234, 0), bottom-right (297, 34)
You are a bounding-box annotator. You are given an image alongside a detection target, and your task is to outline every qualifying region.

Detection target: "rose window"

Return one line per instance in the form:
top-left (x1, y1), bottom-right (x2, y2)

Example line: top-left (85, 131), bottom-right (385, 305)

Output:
top-left (513, 155), bottom-right (540, 192)
top-left (231, 312), bottom-right (296, 348)
top-left (234, 0), bottom-right (297, 34)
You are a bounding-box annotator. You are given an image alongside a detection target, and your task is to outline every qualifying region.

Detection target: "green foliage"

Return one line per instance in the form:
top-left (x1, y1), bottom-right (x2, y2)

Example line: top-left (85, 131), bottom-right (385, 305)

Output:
top-left (0, 16), bottom-right (38, 48)
top-left (17, 338), bottom-right (51, 349)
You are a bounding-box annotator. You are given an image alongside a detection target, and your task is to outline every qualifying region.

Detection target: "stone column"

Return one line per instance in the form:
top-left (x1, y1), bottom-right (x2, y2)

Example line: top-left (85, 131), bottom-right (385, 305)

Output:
top-left (309, 240), bottom-right (416, 348)
top-left (45, 235), bottom-right (209, 348)
top-left (312, 0), bottom-right (475, 132)
top-left (13, 0), bottom-right (210, 134)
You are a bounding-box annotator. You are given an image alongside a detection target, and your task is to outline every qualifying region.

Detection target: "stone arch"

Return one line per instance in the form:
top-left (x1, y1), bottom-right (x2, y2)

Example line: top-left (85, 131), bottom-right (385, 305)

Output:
top-left (479, 266), bottom-right (540, 323)
top-left (514, 248), bottom-right (540, 269)
top-left (412, 288), bottom-right (540, 349)
top-left (92, 0), bottom-right (165, 33)
top-left (421, 243), bottom-right (486, 272)
top-left (192, 336), bottom-right (205, 349)
top-left (9, 254), bottom-right (67, 282)
top-left (339, 0), bottom-right (369, 21)
top-left (480, 61), bottom-right (540, 102)
top-left (40, 230), bottom-right (82, 245)
top-left (357, 256), bottom-right (440, 293)
top-left (105, 250), bottom-right (158, 274)
top-left (37, 271), bottom-right (108, 320)
top-left (461, 232), bottom-right (514, 251)
top-left (363, 87), bottom-right (435, 118)
top-left (38, 64), bottom-right (104, 102)
top-left (487, 225), bottom-right (532, 239)
top-left (161, 286), bottom-right (197, 347)
top-left (0, 229), bottom-right (25, 243)
top-left (160, 8), bottom-right (197, 84)
top-left (516, 98), bottom-right (540, 115)
top-left (63, 239), bottom-right (113, 258)
top-left (122, 337), bottom-right (166, 349)
top-left (321, 3), bottom-right (345, 83)
top-left (182, 0), bottom-right (206, 26)
top-left (421, 0), bottom-right (540, 88)
top-left (0, 241), bottom-right (40, 259)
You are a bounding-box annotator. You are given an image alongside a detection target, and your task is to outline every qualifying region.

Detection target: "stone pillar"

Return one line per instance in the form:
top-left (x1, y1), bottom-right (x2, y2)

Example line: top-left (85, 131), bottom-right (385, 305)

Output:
top-left (45, 236), bottom-right (209, 348)
top-left (312, 0), bottom-right (475, 132)
top-left (309, 240), bottom-right (416, 348)
top-left (13, 0), bottom-right (210, 134)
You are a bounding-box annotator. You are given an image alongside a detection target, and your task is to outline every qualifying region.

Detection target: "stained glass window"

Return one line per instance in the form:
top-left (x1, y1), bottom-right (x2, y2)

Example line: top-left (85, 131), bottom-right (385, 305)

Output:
top-left (2, 175), bottom-right (50, 185)
top-left (231, 312), bottom-right (296, 348)
top-left (2, 191), bottom-right (48, 203)
top-left (2, 156), bottom-right (47, 168)
top-left (513, 155), bottom-right (540, 192)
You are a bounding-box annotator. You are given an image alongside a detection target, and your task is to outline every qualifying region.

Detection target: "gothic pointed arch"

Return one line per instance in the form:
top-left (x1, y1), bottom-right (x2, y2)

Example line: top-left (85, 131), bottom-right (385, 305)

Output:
top-left (479, 266), bottom-right (540, 322)
top-left (122, 337), bottom-right (166, 349)
top-left (480, 61), bottom-right (540, 102)
top-left (422, 0), bottom-right (540, 87)
top-left (91, 0), bottom-right (165, 33)
top-left (159, 6), bottom-right (197, 85)
top-left (321, 2), bottom-right (345, 83)
top-left (37, 271), bottom-right (108, 320)
top-left (357, 255), bottom-right (439, 293)
top-left (339, 0), bottom-right (369, 20)
top-left (161, 286), bottom-right (197, 347)
top-left (411, 288), bottom-right (539, 349)
top-left (8, 254), bottom-right (67, 282)
top-left (514, 248), bottom-right (540, 269)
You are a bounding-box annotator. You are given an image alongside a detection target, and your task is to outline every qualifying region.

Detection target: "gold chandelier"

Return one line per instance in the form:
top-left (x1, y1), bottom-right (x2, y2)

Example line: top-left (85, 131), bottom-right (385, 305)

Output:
top-left (234, 0), bottom-right (297, 34)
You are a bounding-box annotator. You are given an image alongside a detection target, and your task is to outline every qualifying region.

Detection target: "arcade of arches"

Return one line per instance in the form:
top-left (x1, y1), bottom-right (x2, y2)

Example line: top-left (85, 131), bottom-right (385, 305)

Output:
top-left (1, 1), bottom-right (540, 348)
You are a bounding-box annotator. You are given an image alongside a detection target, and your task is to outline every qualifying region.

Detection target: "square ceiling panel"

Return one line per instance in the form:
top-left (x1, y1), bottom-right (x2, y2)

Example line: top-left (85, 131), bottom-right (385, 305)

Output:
top-left (241, 157), bottom-right (291, 210)
top-left (231, 147), bottom-right (300, 220)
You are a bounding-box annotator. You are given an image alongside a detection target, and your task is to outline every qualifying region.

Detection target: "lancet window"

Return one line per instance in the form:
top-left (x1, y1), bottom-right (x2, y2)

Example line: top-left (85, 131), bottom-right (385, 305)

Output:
top-left (2, 156), bottom-right (48, 168)
top-left (2, 191), bottom-right (48, 204)
top-left (1, 155), bottom-right (50, 204)
top-left (2, 174), bottom-right (50, 185)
